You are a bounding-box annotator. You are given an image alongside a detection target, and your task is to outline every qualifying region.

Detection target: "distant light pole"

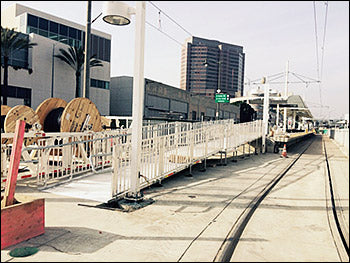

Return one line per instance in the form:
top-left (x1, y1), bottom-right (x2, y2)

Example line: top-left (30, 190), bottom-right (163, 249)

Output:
top-left (283, 60), bottom-right (289, 133)
top-left (51, 43), bottom-right (56, 98)
top-left (83, 0), bottom-right (92, 99)
top-left (216, 60), bottom-right (222, 120)
top-left (204, 59), bottom-right (222, 120)
top-left (102, 1), bottom-right (145, 200)
top-left (262, 77), bottom-right (269, 154)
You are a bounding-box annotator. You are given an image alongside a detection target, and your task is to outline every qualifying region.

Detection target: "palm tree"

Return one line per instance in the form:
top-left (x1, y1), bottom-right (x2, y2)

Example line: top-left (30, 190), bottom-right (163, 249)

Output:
top-left (54, 45), bottom-right (103, 98)
top-left (1, 27), bottom-right (37, 105)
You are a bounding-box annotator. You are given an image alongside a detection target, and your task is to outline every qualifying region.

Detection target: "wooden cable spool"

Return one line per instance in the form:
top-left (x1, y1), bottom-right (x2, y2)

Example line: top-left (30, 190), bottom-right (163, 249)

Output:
top-left (3, 105), bottom-right (41, 145)
top-left (1, 105), bottom-right (12, 144)
top-left (60, 98), bottom-right (102, 159)
top-left (35, 97), bottom-right (68, 132)
top-left (1, 105), bottom-right (12, 133)
top-left (4, 105), bottom-right (40, 133)
top-left (35, 97), bottom-right (102, 157)
top-left (60, 97), bottom-right (102, 132)
top-left (101, 116), bottom-right (112, 130)
top-left (34, 97), bottom-right (103, 133)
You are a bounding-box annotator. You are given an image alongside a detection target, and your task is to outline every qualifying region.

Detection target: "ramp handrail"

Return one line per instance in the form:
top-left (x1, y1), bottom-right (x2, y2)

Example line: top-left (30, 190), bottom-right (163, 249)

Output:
top-left (1, 119), bottom-right (263, 196)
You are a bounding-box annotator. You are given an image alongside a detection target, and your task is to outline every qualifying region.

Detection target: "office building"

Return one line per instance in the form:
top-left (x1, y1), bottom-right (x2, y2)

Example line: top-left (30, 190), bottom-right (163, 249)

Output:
top-left (180, 36), bottom-right (245, 100)
top-left (1, 3), bottom-right (111, 115)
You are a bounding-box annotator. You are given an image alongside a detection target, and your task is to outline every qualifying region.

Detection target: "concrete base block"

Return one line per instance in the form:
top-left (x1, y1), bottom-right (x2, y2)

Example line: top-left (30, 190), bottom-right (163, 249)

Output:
top-left (1, 195), bottom-right (45, 249)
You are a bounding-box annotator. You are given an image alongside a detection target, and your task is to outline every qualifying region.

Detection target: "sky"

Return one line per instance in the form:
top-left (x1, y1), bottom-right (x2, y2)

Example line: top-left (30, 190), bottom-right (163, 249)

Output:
top-left (1, 1), bottom-right (349, 120)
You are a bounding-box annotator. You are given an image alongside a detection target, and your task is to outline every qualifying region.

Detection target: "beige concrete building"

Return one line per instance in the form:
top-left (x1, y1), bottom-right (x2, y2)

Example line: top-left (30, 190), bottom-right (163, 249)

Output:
top-left (1, 3), bottom-right (111, 115)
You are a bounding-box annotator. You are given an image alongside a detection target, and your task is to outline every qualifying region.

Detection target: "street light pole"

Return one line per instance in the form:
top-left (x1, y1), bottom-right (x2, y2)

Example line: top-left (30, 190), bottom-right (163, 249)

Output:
top-left (216, 61), bottom-right (221, 120)
top-left (51, 43), bottom-right (55, 98)
top-left (102, 1), bottom-right (144, 201)
top-left (129, 1), bottom-right (146, 199)
top-left (83, 0), bottom-right (92, 99)
top-left (283, 60), bottom-right (289, 133)
top-left (262, 77), bottom-right (269, 154)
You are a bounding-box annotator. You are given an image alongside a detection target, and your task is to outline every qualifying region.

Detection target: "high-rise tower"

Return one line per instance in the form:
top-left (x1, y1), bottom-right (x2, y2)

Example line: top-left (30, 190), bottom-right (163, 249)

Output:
top-left (180, 36), bottom-right (245, 99)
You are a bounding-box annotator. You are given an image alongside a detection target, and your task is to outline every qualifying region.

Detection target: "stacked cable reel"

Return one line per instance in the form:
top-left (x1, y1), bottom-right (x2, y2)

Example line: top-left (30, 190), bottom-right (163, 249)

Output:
top-left (36, 97), bottom-right (104, 157)
top-left (2, 97), bottom-right (105, 147)
top-left (2, 104), bottom-right (41, 145)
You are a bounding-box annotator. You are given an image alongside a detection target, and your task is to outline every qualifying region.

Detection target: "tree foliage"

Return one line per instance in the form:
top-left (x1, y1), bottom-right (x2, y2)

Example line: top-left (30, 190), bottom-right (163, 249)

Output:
top-left (1, 27), bottom-right (37, 105)
top-left (54, 45), bottom-right (103, 98)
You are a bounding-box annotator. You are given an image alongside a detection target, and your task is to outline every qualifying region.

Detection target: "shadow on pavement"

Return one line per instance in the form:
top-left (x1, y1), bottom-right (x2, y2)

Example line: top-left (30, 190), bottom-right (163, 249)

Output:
top-left (4, 227), bottom-right (121, 255)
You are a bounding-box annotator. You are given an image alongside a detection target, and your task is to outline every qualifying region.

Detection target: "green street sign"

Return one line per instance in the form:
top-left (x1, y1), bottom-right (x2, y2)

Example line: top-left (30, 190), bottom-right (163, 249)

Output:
top-left (215, 93), bottom-right (230, 103)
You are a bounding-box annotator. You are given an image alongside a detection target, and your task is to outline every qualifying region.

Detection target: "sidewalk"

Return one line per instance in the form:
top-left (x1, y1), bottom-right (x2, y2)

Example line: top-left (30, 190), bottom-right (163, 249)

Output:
top-left (1, 136), bottom-right (348, 262)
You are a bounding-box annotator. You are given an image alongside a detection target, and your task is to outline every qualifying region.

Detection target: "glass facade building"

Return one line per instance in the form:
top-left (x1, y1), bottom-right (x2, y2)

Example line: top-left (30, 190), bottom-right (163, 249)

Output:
top-left (180, 36), bottom-right (245, 99)
top-left (26, 14), bottom-right (111, 62)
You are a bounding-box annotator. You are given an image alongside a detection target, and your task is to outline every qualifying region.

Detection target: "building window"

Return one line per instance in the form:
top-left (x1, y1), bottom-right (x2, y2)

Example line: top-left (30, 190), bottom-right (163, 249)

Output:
top-left (26, 14), bottom-right (111, 62)
top-left (77, 29), bottom-right (82, 40)
top-left (38, 17), bottom-right (48, 31)
top-left (38, 29), bottom-right (48, 37)
top-left (90, 79), bottom-right (110, 90)
top-left (170, 100), bottom-right (188, 113)
top-left (49, 21), bottom-right (59, 33)
top-left (27, 14), bottom-right (38, 27)
top-left (192, 111), bottom-right (197, 120)
top-left (1, 85), bottom-right (31, 107)
top-left (146, 95), bottom-right (170, 111)
top-left (104, 39), bottom-right (111, 62)
top-left (98, 37), bottom-right (104, 60)
top-left (27, 26), bottom-right (38, 34)
top-left (68, 27), bottom-right (77, 39)
top-left (59, 24), bottom-right (68, 36)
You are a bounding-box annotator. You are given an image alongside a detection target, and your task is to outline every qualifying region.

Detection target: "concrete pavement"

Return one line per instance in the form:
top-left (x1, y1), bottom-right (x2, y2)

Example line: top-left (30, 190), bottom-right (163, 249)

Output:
top-left (1, 135), bottom-right (348, 262)
top-left (231, 135), bottom-right (349, 262)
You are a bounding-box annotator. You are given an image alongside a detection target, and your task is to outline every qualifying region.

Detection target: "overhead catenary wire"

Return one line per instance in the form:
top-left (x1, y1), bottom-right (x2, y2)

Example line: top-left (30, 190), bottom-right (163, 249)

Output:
top-left (144, 1), bottom-right (195, 47)
top-left (148, 1), bottom-right (193, 37)
top-left (320, 1), bottom-right (329, 81)
top-left (145, 21), bottom-right (183, 46)
top-left (313, 1), bottom-right (321, 82)
top-left (313, 1), bottom-right (323, 109)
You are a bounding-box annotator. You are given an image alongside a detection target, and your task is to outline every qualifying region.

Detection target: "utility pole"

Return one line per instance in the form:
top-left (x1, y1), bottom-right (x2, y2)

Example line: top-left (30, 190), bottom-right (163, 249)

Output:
top-left (51, 44), bottom-right (55, 98)
top-left (216, 60), bottom-right (221, 120)
top-left (283, 61), bottom-right (289, 133)
top-left (83, 0), bottom-right (91, 98)
top-left (262, 77), bottom-right (269, 154)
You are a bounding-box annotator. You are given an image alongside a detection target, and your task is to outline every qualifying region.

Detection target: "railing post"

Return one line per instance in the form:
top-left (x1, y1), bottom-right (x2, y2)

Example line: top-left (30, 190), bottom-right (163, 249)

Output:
top-left (62, 137), bottom-right (71, 170)
top-left (158, 136), bottom-right (164, 177)
top-left (186, 126), bottom-right (194, 177)
top-left (1, 145), bottom-right (7, 179)
top-left (201, 128), bottom-right (208, 172)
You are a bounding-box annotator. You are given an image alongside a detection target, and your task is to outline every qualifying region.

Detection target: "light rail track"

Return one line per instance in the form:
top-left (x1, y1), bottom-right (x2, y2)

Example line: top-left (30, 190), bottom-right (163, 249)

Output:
top-left (212, 137), bottom-right (317, 262)
top-left (323, 139), bottom-right (350, 260)
top-left (173, 137), bottom-right (315, 262)
top-left (164, 135), bottom-right (320, 262)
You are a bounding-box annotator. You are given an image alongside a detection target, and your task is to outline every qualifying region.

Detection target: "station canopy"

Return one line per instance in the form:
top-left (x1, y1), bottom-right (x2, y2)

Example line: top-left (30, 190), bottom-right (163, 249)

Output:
top-left (230, 94), bottom-right (313, 119)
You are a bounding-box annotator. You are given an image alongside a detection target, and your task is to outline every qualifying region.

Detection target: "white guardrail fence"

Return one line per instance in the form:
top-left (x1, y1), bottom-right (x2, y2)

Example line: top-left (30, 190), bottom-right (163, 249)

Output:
top-left (329, 128), bottom-right (349, 156)
top-left (1, 119), bottom-right (263, 199)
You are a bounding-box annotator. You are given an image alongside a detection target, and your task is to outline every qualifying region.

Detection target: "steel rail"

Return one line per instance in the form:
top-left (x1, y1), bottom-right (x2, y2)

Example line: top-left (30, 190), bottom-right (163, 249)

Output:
top-left (212, 137), bottom-right (315, 262)
top-left (323, 139), bottom-right (350, 258)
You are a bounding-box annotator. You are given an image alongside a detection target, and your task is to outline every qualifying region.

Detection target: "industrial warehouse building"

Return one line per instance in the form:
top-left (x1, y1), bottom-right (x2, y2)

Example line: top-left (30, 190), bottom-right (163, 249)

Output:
top-left (110, 76), bottom-right (240, 122)
top-left (1, 3), bottom-right (111, 115)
